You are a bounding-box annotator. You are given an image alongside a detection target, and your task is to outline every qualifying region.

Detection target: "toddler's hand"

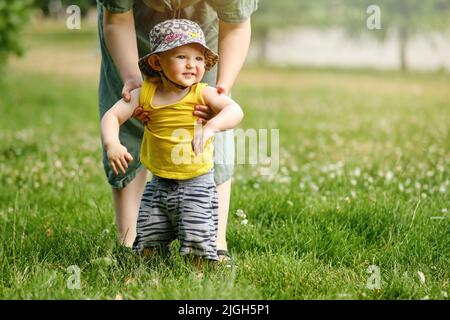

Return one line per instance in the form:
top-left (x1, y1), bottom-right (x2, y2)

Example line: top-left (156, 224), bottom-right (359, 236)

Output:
top-left (106, 143), bottom-right (133, 175)
top-left (192, 121), bottom-right (216, 156)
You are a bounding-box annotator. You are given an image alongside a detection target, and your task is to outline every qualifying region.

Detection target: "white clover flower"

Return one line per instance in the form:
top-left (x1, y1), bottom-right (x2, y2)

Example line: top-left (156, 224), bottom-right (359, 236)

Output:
top-left (439, 184), bottom-right (447, 194)
top-left (350, 190), bottom-right (357, 198)
top-left (299, 182), bottom-right (305, 190)
top-left (353, 168), bottom-right (361, 177)
top-left (417, 271), bottom-right (426, 284)
top-left (385, 171), bottom-right (394, 182)
top-left (441, 208), bottom-right (448, 214)
top-left (415, 182), bottom-right (421, 190)
top-left (55, 160), bottom-right (62, 169)
top-left (235, 209), bottom-right (246, 219)
top-left (241, 219), bottom-right (248, 225)
top-left (309, 182), bottom-right (319, 192)
top-left (398, 183), bottom-right (404, 192)
top-left (351, 179), bottom-right (357, 186)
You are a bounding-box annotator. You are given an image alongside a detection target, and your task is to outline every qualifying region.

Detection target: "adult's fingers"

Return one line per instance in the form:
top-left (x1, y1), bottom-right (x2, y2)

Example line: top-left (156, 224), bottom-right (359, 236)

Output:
top-left (216, 85), bottom-right (226, 95)
top-left (119, 157), bottom-right (129, 171)
top-left (122, 87), bottom-right (131, 102)
top-left (116, 160), bottom-right (126, 175)
top-left (109, 161), bottom-right (118, 175)
top-left (124, 152), bottom-right (133, 162)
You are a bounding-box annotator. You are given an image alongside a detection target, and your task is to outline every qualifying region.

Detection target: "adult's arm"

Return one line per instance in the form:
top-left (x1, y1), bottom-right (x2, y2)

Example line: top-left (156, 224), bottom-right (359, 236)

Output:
top-left (216, 18), bottom-right (252, 94)
top-left (194, 18), bottom-right (251, 121)
top-left (103, 8), bottom-right (143, 101)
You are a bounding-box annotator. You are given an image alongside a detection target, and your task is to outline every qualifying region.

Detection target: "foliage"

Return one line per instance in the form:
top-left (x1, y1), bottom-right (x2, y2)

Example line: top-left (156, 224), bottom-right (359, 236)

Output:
top-left (0, 0), bottom-right (33, 67)
top-left (33, 0), bottom-right (97, 17)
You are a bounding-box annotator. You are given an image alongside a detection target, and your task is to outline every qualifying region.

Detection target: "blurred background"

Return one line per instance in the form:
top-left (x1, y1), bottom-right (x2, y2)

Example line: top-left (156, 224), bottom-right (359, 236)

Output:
top-left (1, 1), bottom-right (449, 299)
top-left (2, 0), bottom-right (450, 72)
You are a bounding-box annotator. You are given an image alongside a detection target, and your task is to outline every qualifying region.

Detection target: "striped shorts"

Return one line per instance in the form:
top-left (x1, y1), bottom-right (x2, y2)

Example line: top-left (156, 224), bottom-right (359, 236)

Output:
top-left (132, 171), bottom-right (219, 260)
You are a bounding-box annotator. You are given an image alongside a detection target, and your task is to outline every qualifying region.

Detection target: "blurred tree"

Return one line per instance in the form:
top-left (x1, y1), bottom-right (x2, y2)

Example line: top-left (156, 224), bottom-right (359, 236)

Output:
top-left (0, 0), bottom-right (32, 68)
top-left (302, 0), bottom-right (450, 71)
top-left (251, 0), bottom-right (312, 62)
top-left (33, 0), bottom-right (96, 17)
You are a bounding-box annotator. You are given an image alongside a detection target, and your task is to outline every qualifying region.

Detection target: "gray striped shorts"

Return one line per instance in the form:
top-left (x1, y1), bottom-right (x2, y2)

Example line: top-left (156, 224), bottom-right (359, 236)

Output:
top-left (132, 171), bottom-right (219, 260)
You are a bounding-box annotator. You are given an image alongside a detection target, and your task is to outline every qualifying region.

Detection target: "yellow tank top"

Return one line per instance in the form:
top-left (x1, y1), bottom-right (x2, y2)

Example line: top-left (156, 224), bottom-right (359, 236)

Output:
top-left (139, 80), bottom-right (214, 180)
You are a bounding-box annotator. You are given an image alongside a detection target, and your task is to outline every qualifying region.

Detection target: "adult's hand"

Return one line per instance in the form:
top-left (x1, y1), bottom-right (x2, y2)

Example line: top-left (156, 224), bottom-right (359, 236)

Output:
top-left (122, 77), bottom-right (143, 102)
top-left (192, 86), bottom-right (227, 124)
top-left (132, 106), bottom-right (151, 124)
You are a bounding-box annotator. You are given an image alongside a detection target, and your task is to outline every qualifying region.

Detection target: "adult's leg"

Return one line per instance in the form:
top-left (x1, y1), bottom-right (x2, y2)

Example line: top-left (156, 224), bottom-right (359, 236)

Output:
top-left (216, 179), bottom-right (231, 252)
top-left (112, 169), bottom-right (147, 247)
top-left (213, 130), bottom-right (235, 258)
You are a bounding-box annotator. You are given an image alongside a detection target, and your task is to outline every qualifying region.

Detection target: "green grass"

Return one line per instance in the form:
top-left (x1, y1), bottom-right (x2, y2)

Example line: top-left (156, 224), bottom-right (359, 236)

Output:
top-left (0, 20), bottom-right (449, 300)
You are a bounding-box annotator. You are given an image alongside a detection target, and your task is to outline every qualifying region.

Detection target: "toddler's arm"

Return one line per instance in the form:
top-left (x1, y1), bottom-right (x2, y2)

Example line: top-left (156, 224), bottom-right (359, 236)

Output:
top-left (101, 88), bottom-right (141, 174)
top-left (193, 86), bottom-right (244, 155)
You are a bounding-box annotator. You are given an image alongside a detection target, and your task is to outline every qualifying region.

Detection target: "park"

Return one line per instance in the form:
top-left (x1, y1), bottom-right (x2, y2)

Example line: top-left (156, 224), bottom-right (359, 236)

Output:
top-left (0, 1), bottom-right (448, 300)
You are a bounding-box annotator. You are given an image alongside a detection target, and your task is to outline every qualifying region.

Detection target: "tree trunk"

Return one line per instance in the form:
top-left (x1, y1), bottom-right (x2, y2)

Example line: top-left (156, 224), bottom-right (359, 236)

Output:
top-left (398, 27), bottom-right (408, 72)
top-left (258, 29), bottom-right (269, 64)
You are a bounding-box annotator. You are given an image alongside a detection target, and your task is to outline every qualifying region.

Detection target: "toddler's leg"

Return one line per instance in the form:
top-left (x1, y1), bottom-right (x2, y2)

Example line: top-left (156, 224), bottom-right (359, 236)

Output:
top-left (178, 183), bottom-right (219, 261)
top-left (112, 169), bottom-right (148, 247)
top-left (132, 177), bottom-right (175, 254)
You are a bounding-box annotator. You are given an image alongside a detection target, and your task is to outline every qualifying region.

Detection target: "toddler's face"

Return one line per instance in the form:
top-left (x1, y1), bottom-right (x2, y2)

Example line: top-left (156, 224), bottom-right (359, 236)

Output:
top-left (157, 43), bottom-right (206, 87)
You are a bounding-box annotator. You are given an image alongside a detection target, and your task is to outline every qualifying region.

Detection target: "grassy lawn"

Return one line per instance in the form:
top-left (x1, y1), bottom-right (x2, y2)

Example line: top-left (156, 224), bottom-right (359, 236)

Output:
top-left (0, 20), bottom-right (449, 300)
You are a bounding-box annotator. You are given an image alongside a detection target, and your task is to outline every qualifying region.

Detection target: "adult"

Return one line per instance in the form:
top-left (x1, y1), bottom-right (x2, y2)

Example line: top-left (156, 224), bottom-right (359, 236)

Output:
top-left (97, 0), bottom-right (258, 262)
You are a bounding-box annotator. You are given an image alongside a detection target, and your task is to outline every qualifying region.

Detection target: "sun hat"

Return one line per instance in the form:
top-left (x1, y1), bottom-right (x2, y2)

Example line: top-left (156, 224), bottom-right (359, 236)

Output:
top-left (138, 19), bottom-right (219, 78)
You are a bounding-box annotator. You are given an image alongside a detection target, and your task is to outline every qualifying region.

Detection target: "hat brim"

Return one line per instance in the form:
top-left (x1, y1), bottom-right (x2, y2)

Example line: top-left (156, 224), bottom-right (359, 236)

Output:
top-left (138, 41), bottom-right (218, 78)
